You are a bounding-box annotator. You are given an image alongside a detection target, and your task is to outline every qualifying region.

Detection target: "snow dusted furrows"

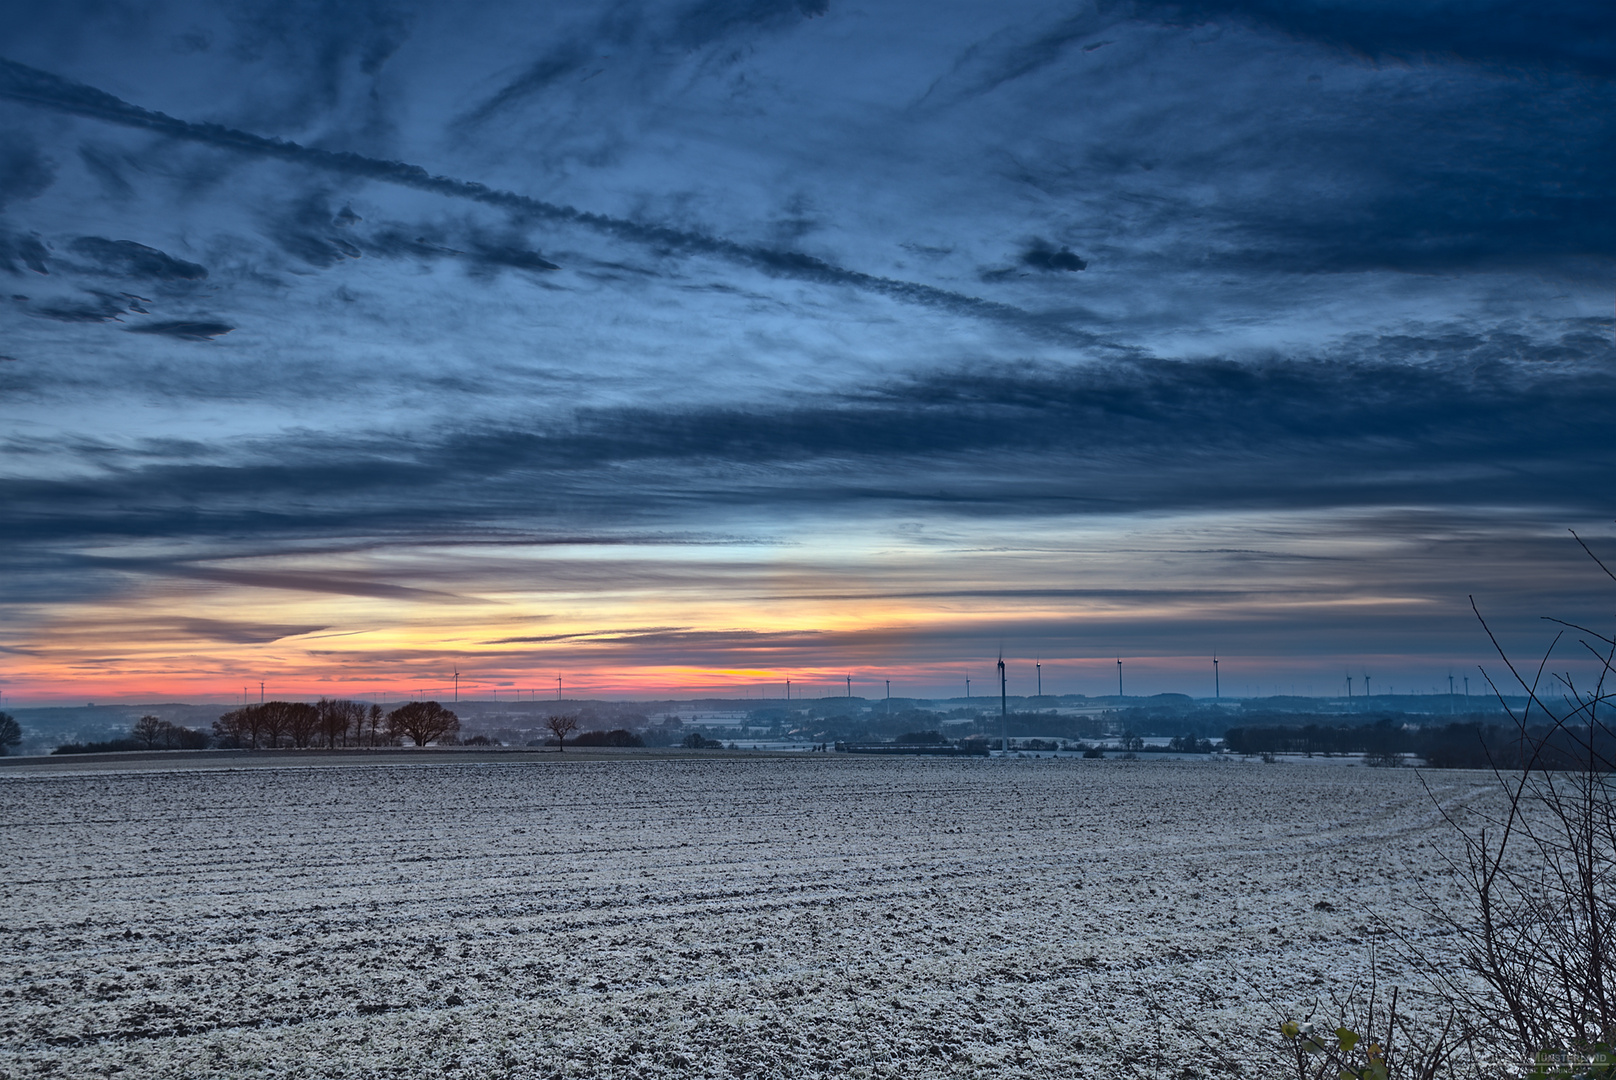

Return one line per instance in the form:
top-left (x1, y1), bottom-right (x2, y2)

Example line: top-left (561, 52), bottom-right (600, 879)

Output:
top-left (0, 758), bottom-right (1492, 1078)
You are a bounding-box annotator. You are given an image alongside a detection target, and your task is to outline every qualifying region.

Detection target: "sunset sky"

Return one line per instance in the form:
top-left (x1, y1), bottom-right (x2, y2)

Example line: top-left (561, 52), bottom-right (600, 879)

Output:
top-left (1, 1), bottom-right (1613, 704)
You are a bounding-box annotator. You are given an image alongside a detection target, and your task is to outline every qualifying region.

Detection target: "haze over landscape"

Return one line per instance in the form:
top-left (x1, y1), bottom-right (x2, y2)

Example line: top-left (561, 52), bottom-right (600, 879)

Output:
top-left (1, 0), bottom-right (1612, 704)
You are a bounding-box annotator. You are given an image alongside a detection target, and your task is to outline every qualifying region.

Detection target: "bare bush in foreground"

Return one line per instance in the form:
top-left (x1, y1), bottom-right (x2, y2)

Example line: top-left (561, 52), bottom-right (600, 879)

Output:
top-left (1417, 532), bottom-right (1616, 1069)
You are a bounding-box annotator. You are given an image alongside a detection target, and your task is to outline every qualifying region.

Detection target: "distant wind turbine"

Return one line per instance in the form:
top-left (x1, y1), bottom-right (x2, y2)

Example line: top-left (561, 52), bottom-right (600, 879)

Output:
top-left (998, 651), bottom-right (1007, 755)
top-left (1116, 658), bottom-right (1123, 698)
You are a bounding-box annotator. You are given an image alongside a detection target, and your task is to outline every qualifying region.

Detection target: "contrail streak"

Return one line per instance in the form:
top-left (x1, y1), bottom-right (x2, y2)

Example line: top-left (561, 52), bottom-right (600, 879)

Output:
top-left (0, 57), bottom-right (1118, 350)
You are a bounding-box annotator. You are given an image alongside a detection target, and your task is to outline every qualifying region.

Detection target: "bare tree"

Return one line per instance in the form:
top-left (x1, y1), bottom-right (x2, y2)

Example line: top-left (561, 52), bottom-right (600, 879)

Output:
top-left (257, 702), bottom-right (293, 748)
top-left (214, 706), bottom-right (266, 749)
top-left (318, 699), bottom-right (369, 748)
top-left (1416, 532), bottom-right (1616, 1064)
top-left (546, 714), bottom-right (579, 751)
top-left (131, 714), bottom-right (165, 750)
top-left (387, 701), bottom-right (460, 746)
top-left (285, 702), bottom-right (320, 748)
top-left (0, 712), bottom-right (20, 755)
top-left (366, 703), bottom-right (385, 746)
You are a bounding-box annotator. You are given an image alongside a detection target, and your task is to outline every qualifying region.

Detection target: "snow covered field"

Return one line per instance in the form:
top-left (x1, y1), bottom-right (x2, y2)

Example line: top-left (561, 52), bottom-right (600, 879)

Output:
top-left (2, 756), bottom-right (1494, 1078)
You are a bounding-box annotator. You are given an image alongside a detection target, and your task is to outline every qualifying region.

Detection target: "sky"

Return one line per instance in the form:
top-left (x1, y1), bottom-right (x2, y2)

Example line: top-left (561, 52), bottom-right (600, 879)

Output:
top-left (0, 0), bottom-right (1613, 705)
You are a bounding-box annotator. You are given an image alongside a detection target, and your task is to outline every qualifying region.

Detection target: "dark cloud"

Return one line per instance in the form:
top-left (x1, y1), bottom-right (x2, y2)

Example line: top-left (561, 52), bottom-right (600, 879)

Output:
top-left (1121, 0), bottom-right (1616, 79)
top-left (68, 236), bottom-right (207, 280)
top-left (484, 626), bottom-right (692, 645)
top-left (70, 556), bottom-right (469, 602)
top-left (0, 226), bottom-right (48, 274)
top-left (225, 0), bottom-right (415, 131)
top-left (0, 129), bottom-right (54, 210)
top-left (264, 192), bottom-right (363, 267)
top-left (360, 224), bottom-right (560, 275)
top-left (77, 143), bottom-right (135, 200)
top-left (29, 290), bottom-right (133, 323)
top-left (467, 237), bottom-right (560, 274)
top-left (171, 617), bottom-right (328, 644)
top-left (2, 332), bottom-right (1611, 562)
top-left (1019, 239), bottom-right (1086, 272)
top-left (127, 319), bottom-right (233, 340)
top-left (919, 10), bottom-right (1111, 105)
top-left (460, 0), bottom-right (828, 127)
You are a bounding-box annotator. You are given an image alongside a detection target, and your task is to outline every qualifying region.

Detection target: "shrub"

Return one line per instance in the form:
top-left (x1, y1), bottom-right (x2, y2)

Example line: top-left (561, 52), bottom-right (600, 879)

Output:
top-left (572, 729), bottom-right (644, 747)
top-left (1413, 550), bottom-right (1616, 1065)
top-left (53, 739), bottom-right (141, 754)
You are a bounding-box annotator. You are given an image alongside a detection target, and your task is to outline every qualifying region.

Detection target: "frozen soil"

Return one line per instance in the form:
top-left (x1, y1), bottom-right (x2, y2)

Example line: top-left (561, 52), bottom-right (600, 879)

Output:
top-left (1, 756), bottom-right (1496, 1078)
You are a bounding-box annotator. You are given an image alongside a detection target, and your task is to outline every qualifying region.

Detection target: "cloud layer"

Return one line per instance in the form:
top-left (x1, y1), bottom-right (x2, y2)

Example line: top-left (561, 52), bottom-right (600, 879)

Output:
top-left (0, 0), bottom-right (1611, 700)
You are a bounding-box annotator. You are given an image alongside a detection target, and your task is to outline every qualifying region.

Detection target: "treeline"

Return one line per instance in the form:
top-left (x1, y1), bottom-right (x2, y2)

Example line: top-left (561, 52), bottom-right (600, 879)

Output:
top-left (213, 700), bottom-right (460, 748)
top-left (1223, 719), bottom-right (1616, 770)
top-left (54, 700), bottom-right (466, 753)
top-left (55, 714), bottom-right (209, 754)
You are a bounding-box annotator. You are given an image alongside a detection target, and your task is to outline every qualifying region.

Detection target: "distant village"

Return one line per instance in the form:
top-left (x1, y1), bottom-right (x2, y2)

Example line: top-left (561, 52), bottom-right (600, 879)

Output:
top-left (1, 689), bottom-right (1562, 769)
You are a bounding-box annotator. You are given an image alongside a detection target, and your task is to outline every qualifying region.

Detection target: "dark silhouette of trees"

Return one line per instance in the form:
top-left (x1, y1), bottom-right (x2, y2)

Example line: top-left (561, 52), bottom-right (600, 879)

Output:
top-left (129, 715), bottom-right (209, 750)
top-left (0, 712), bottom-right (20, 755)
top-left (318, 698), bottom-right (369, 747)
top-left (257, 702), bottom-right (292, 747)
top-left (284, 702), bottom-right (320, 748)
top-left (365, 703), bottom-right (386, 745)
top-left (214, 706), bottom-right (262, 748)
top-left (387, 701), bottom-right (460, 746)
top-left (213, 702), bottom-right (317, 748)
top-left (546, 714), bottom-right (579, 751)
top-left (131, 714), bottom-right (165, 749)
top-left (572, 728), bottom-right (643, 747)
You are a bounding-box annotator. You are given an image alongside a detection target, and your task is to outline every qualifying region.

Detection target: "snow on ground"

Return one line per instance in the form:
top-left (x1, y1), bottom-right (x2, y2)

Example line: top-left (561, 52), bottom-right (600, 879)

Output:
top-left (1, 757), bottom-right (1495, 1078)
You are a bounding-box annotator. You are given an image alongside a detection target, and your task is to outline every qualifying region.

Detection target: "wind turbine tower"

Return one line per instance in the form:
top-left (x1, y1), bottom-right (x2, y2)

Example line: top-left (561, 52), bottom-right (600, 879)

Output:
top-left (1213, 655), bottom-right (1220, 699)
top-left (998, 652), bottom-right (1007, 755)
top-left (1036, 660), bottom-right (1042, 698)
top-left (1116, 658), bottom-right (1123, 698)
top-left (453, 667), bottom-right (459, 704)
